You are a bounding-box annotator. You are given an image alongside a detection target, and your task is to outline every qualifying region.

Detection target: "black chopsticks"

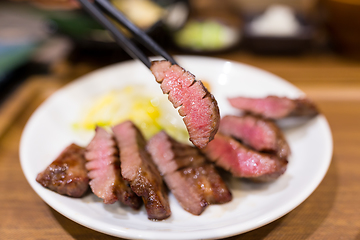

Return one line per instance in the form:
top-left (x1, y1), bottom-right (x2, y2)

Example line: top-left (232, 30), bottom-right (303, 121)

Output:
top-left (77, 0), bottom-right (178, 69)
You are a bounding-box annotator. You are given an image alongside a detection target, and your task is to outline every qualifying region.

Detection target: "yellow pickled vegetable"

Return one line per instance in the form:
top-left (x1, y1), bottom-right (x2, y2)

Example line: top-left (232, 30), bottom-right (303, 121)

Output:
top-left (75, 85), bottom-right (189, 143)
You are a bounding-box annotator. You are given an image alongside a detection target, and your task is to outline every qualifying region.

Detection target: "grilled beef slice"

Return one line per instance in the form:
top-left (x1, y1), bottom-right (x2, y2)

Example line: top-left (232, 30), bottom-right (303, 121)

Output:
top-left (150, 60), bottom-right (220, 149)
top-left (228, 96), bottom-right (318, 119)
top-left (219, 115), bottom-right (290, 159)
top-left (36, 143), bottom-right (89, 197)
top-left (147, 131), bottom-right (232, 215)
top-left (202, 133), bottom-right (287, 182)
top-left (85, 127), bottom-right (142, 209)
top-left (112, 121), bottom-right (171, 220)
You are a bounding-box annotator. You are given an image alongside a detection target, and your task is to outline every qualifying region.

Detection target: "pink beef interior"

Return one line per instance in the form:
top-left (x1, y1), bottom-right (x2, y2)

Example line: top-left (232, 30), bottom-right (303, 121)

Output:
top-left (203, 134), bottom-right (287, 180)
top-left (85, 127), bottom-right (121, 204)
top-left (151, 60), bottom-right (220, 149)
top-left (147, 131), bottom-right (231, 215)
top-left (112, 121), bottom-right (171, 220)
top-left (220, 115), bottom-right (277, 152)
top-left (164, 171), bottom-right (208, 215)
top-left (228, 96), bottom-right (296, 119)
top-left (85, 127), bottom-right (142, 208)
top-left (220, 115), bottom-right (291, 159)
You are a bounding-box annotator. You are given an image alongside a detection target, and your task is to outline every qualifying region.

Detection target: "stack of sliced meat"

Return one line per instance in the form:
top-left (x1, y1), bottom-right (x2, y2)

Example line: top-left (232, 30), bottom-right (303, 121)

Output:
top-left (150, 60), bottom-right (220, 149)
top-left (202, 132), bottom-right (288, 182)
top-left (113, 121), bottom-right (171, 220)
top-left (202, 114), bottom-right (290, 182)
top-left (85, 126), bottom-right (142, 209)
top-left (36, 121), bottom-right (232, 218)
top-left (38, 122), bottom-right (171, 220)
top-left (147, 131), bottom-right (232, 215)
top-left (36, 93), bottom-right (318, 219)
top-left (219, 115), bottom-right (290, 159)
top-left (201, 95), bottom-right (319, 181)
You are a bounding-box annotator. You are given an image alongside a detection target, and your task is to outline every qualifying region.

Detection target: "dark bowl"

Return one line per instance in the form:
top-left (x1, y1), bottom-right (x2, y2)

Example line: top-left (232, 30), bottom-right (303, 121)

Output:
top-left (242, 12), bottom-right (314, 55)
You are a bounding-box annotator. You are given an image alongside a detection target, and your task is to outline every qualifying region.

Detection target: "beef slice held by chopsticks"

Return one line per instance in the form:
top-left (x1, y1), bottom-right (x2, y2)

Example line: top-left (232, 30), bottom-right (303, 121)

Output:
top-left (147, 131), bottom-right (232, 215)
top-left (150, 60), bottom-right (220, 149)
top-left (113, 121), bottom-right (171, 220)
top-left (85, 127), bottom-right (142, 209)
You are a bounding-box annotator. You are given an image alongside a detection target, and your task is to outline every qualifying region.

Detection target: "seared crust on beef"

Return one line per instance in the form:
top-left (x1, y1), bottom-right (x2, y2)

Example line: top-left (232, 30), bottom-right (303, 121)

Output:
top-left (219, 115), bottom-right (290, 159)
top-left (36, 143), bottom-right (89, 198)
top-left (228, 96), bottom-right (318, 119)
top-left (202, 133), bottom-right (287, 181)
top-left (85, 127), bottom-right (142, 209)
top-left (164, 171), bottom-right (208, 215)
top-left (150, 60), bottom-right (220, 149)
top-left (292, 98), bottom-right (319, 117)
top-left (180, 164), bottom-right (232, 204)
top-left (112, 121), bottom-right (171, 220)
top-left (147, 131), bottom-right (232, 215)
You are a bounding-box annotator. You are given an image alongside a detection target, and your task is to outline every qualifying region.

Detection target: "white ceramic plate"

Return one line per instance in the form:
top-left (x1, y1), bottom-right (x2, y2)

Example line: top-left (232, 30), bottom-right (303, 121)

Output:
top-left (20, 56), bottom-right (333, 240)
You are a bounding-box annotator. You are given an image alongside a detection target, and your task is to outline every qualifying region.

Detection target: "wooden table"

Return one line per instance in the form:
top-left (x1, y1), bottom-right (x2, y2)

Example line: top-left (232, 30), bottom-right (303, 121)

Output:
top-left (1, 52), bottom-right (360, 240)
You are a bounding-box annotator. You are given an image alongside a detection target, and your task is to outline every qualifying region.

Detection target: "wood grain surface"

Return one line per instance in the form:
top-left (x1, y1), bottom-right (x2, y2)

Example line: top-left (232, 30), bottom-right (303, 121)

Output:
top-left (0, 52), bottom-right (359, 240)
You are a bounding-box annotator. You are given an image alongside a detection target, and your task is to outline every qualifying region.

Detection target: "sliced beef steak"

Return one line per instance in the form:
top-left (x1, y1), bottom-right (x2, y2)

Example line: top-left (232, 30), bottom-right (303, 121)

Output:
top-left (112, 121), bottom-right (171, 220)
top-left (219, 115), bottom-right (290, 159)
top-left (228, 96), bottom-right (318, 119)
top-left (202, 133), bottom-right (287, 181)
top-left (36, 143), bottom-right (89, 198)
top-left (147, 131), bottom-right (205, 176)
top-left (85, 127), bottom-right (142, 209)
top-left (147, 131), bottom-right (232, 215)
top-left (150, 60), bottom-right (220, 149)
top-left (180, 164), bottom-right (232, 204)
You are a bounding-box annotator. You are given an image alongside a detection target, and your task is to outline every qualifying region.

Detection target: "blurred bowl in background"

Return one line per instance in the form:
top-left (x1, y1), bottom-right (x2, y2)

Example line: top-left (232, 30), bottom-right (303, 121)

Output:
top-left (227, 0), bottom-right (318, 15)
top-left (241, 4), bottom-right (314, 55)
top-left (172, 18), bottom-right (241, 54)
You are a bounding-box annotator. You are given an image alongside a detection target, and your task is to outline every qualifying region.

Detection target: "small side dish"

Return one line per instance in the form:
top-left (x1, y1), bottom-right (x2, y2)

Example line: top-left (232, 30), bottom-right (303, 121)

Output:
top-left (173, 19), bottom-right (240, 52)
